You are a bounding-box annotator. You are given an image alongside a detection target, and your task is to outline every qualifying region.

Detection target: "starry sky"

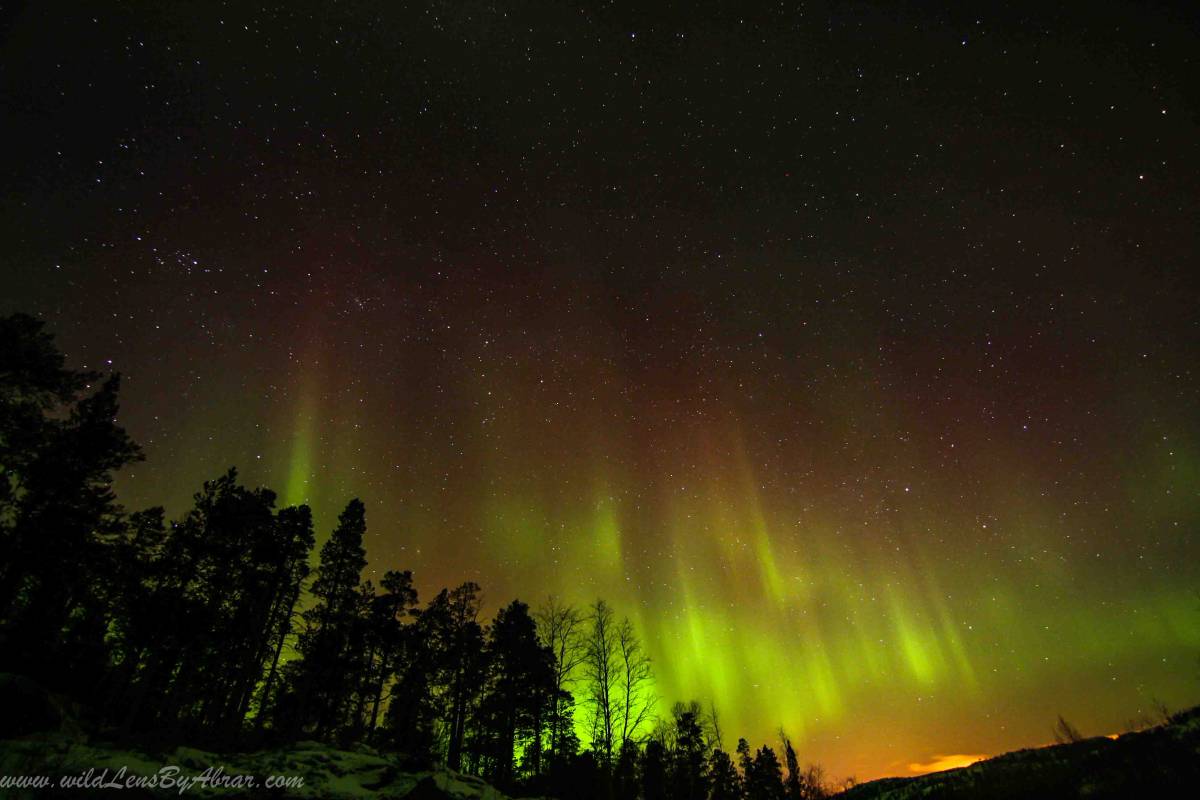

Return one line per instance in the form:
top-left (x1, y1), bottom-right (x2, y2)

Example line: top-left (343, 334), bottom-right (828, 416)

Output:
top-left (2, 0), bottom-right (1198, 781)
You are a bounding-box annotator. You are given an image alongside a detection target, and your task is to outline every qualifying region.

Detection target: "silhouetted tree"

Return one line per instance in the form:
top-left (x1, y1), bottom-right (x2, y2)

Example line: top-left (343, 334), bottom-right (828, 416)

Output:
top-left (0, 314), bottom-right (141, 687)
top-left (535, 596), bottom-right (587, 764)
top-left (641, 738), bottom-right (669, 800)
top-left (0, 312), bottom-right (98, 587)
top-left (708, 747), bottom-right (743, 800)
top-left (476, 599), bottom-right (557, 787)
top-left (707, 700), bottom-right (725, 752)
top-left (282, 499), bottom-right (368, 738)
top-left (801, 764), bottom-right (829, 800)
top-left (745, 745), bottom-right (786, 800)
top-left (253, 504), bottom-right (315, 732)
top-left (549, 750), bottom-right (605, 800)
top-left (97, 506), bottom-right (166, 714)
top-left (1053, 714), bottom-right (1084, 744)
top-left (112, 470), bottom-right (288, 738)
top-left (780, 732), bottom-right (807, 800)
top-left (211, 497), bottom-right (317, 737)
top-left (540, 707), bottom-right (582, 798)
top-left (439, 582), bottom-right (487, 771)
top-left (670, 702), bottom-right (709, 800)
top-left (613, 738), bottom-right (640, 799)
top-left (737, 737), bottom-right (754, 787)
top-left (381, 587), bottom-right (452, 760)
top-left (583, 599), bottom-right (619, 764)
top-left (580, 598), bottom-right (658, 771)
top-left (617, 616), bottom-right (656, 747)
top-left (353, 569), bottom-right (419, 738)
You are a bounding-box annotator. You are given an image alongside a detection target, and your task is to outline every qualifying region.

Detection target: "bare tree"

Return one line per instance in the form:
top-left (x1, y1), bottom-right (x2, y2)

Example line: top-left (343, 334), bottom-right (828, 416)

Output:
top-left (1150, 696), bottom-right (1173, 726)
top-left (803, 763), bottom-right (830, 799)
top-left (581, 600), bottom-right (657, 764)
top-left (616, 616), bottom-right (656, 747)
top-left (648, 714), bottom-right (675, 750)
top-left (535, 596), bottom-right (587, 758)
top-left (1053, 714), bottom-right (1084, 744)
top-left (583, 599), bottom-right (619, 765)
top-left (706, 700), bottom-right (724, 752)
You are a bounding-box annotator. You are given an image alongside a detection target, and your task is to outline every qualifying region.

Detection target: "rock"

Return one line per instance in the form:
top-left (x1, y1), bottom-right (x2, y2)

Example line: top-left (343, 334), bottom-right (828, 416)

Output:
top-left (403, 770), bottom-right (510, 799)
top-left (406, 775), bottom-right (461, 799)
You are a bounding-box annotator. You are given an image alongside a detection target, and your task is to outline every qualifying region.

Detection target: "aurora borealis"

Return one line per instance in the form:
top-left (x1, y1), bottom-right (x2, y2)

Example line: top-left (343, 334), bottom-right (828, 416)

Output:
top-left (2, 0), bottom-right (1198, 782)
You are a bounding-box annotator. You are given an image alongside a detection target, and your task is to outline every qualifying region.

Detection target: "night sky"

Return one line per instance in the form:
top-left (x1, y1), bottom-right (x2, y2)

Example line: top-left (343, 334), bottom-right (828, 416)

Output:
top-left (3, 0), bottom-right (1198, 781)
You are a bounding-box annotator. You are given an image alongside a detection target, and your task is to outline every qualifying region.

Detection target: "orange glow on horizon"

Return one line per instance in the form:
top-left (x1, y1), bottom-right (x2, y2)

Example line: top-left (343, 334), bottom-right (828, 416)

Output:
top-left (906, 753), bottom-right (988, 775)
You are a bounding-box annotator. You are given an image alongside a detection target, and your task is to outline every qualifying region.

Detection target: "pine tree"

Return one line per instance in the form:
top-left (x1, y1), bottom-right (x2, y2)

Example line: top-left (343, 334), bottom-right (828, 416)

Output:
top-left (746, 746), bottom-right (786, 800)
top-left (357, 569), bottom-right (418, 737)
top-left (0, 315), bottom-right (141, 688)
top-left (670, 704), bottom-right (709, 800)
top-left (286, 498), bottom-right (369, 738)
top-left (478, 600), bottom-right (557, 786)
top-left (782, 734), bottom-right (804, 800)
top-left (641, 738), bottom-right (669, 800)
top-left (737, 737), bottom-right (753, 776)
top-left (613, 738), bottom-right (640, 799)
top-left (101, 470), bottom-right (292, 737)
top-left (388, 583), bottom-right (488, 769)
top-left (252, 504), bottom-right (316, 731)
top-left (442, 582), bottom-right (486, 771)
top-left (708, 748), bottom-right (743, 800)
top-left (381, 587), bottom-right (451, 761)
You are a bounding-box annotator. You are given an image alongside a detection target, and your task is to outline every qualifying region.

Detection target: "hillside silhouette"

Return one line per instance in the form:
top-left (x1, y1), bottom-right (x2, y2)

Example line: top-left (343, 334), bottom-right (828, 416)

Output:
top-left (836, 706), bottom-right (1200, 800)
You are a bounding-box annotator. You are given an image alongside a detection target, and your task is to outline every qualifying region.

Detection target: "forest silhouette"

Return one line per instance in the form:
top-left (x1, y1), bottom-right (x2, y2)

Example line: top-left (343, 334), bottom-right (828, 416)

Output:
top-left (0, 312), bottom-right (837, 799)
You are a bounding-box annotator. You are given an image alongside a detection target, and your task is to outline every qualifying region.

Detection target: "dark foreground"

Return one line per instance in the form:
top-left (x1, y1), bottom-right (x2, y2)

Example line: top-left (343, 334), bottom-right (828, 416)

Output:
top-left (836, 706), bottom-right (1200, 800)
top-left (3, 667), bottom-right (1197, 798)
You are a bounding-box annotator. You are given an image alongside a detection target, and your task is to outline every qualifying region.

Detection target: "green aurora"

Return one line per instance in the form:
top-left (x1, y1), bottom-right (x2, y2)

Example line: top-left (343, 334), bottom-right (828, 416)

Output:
top-left (106, 293), bottom-right (1200, 781)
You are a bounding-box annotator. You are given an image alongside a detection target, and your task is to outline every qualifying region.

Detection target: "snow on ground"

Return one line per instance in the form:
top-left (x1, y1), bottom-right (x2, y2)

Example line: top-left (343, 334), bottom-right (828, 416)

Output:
top-left (0, 734), bottom-right (531, 799)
